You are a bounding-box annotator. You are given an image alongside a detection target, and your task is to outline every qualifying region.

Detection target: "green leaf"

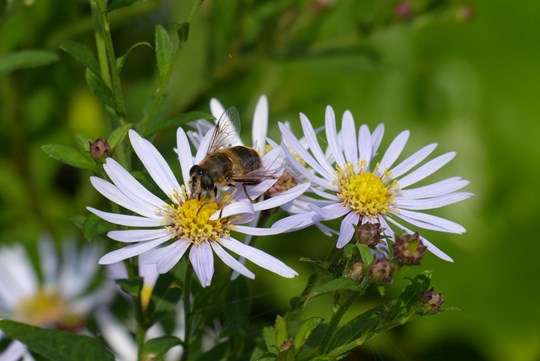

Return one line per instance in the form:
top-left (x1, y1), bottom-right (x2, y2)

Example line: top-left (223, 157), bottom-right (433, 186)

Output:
top-left (0, 50), bottom-right (58, 74)
top-left (275, 315), bottom-right (288, 349)
top-left (357, 244), bottom-right (374, 266)
top-left (142, 336), bottom-right (182, 361)
top-left (59, 41), bottom-right (100, 76)
top-left (86, 68), bottom-right (116, 110)
top-left (108, 123), bottom-right (133, 149)
top-left (147, 272), bottom-right (182, 325)
top-left (116, 277), bottom-right (144, 297)
top-left (41, 144), bottom-right (99, 172)
top-left (82, 213), bottom-right (102, 241)
top-left (0, 320), bottom-right (114, 361)
top-left (117, 41), bottom-right (152, 73)
top-left (262, 326), bottom-right (277, 353)
top-left (293, 317), bottom-right (324, 352)
top-left (275, 347), bottom-right (295, 361)
top-left (144, 111), bottom-right (211, 137)
top-left (74, 133), bottom-right (91, 154)
top-left (155, 25), bottom-right (174, 82)
top-left (107, 0), bottom-right (143, 12)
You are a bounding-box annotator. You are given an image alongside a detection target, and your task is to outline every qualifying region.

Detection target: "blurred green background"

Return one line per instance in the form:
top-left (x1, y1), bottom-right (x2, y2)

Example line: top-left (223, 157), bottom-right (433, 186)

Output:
top-left (1, 0), bottom-right (539, 360)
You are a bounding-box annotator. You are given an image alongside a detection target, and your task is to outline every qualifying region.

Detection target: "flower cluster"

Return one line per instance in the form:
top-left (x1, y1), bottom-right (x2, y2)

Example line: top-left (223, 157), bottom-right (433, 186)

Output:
top-left (89, 97), bottom-right (471, 288)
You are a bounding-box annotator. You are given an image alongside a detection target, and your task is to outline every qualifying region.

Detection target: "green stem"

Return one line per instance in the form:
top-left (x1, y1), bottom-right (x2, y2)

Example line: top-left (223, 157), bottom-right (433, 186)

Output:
top-left (181, 264), bottom-right (193, 361)
top-left (318, 293), bottom-right (358, 355)
top-left (91, 0), bottom-right (127, 127)
top-left (141, 0), bottom-right (204, 134)
top-left (125, 259), bottom-right (146, 360)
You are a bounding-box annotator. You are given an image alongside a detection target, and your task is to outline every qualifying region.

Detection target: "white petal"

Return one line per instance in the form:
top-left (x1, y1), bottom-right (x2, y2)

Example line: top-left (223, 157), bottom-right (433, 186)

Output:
top-left (38, 235), bottom-right (57, 289)
top-left (385, 217), bottom-right (453, 261)
top-left (336, 211), bottom-right (359, 248)
top-left (98, 236), bottom-right (170, 264)
top-left (129, 130), bottom-right (181, 200)
top-left (0, 341), bottom-right (29, 361)
top-left (271, 211), bottom-right (323, 232)
top-left (279, 123), bottom-right (333, 181)
top-left (324, 106), bottom-right (345, 167)
top-left (211, 242), bottom-right (255, 279)
top-left (235, 224), bottom-right (291, 236)
top-left (87, 207), bottom-right (164, 227)
top-left (90, 177), bottom-right (160, 219)
top-left (401, 177), bottom-right (469, 199)
top-left (95, 309), bottom-right (137, 361)
top-left (156, 241), bottom-right (190, 274)
top-left (189, 242), bottom-right (214, 287)
top-left (219, 237), bottom-right (297, 278)
top-left (341, 111), bottom-right (358, 167)
top-left (211, 200), bottom-right (254, 221)
top-left (142, 240), bottom-right (190, 265)
top-left (309, 203), bottom-right (350, 220)
top-left (391, 143), bottom-right (437, 179)
top-left (177, 127), bottom-right (194, 183)
top-left (378, 130), bottom-right (409, 172)
top-left (282, 145), bottom-right (338, 191)
top-left (398, 152), bottom-right (456, 189)
top-left (300, 113), bottom-right (334, 178)
top-left (371, 124), bottom-right (385, 157)
top-left (253, 183), bottom-right (310, 212)
top-left (308, 185), bottom-right (342, 201)
top-left (252, 95), bottom-right (268, 153)
top-left (107, 229), bottom-right (173, 243)
top-left (396, 192), bottom-right (473, 210)
top-left (104, 158), bottom-right (166, 210)
top-left (396, 209), bottom-right (466, 233)
top-left (358, 125), bottom-right (373, 163)
top-left (210, 98), bottom-right (226, 119)
top-left (194, 127), bottom-right (214, 164)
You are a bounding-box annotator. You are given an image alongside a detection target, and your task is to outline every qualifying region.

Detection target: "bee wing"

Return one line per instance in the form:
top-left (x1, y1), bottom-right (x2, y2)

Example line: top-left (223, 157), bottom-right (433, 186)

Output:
top-left (207, 107), bottom-right (242, 154)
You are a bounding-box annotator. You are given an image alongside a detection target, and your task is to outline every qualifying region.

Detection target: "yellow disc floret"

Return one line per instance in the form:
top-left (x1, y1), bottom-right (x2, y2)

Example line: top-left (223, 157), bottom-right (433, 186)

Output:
top-left (336, 162), bottom-right (399, 218)
top-left (164, 189), bottom-right (232, 245)
top-left (16, 291), bottom-right (69, 327)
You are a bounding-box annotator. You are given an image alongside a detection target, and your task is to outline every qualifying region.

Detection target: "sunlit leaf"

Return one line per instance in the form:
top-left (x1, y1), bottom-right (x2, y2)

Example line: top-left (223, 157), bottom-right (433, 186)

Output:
top-left (108, 123), bottom-right (133, 149)
top-left (275, 315), bottom-right (288, 349)
top-left (293, 317), bottom-right (324, 352)
top-left (155, 25), bottom-right (174, 83)
top-left (59, 41), bottom-right (100, 76)
top-left (0, 50), bottom-right (58, 74)
top-left (41, 144), bottom-right (99, 172)
top-left (0, 320), bottom-right (114, 361)
top-left (142, 335), bottom-right (182, 360)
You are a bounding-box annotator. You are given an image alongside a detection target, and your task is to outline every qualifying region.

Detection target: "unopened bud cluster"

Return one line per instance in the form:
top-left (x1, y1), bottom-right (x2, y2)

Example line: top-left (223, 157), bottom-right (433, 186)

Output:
top-left (89, 138), bottom-right (111, 160)
top-left (394, 232), bottom-right (426, 265)
top-left (420, 288), bottom-right (444, 314)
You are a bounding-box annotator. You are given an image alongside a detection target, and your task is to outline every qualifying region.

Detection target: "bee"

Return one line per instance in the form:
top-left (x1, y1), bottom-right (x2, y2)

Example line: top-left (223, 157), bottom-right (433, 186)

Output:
top-left (189, 107), bottom-right (275, 199)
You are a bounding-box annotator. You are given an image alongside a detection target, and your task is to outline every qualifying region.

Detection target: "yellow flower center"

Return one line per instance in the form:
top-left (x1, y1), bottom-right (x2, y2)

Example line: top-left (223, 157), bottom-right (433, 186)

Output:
top-left (336, 162), bottom-right (399, 218)
top-left (164, 188), bottom-right (232, 245)
top-left (16, 290), bottom-right (70, 327)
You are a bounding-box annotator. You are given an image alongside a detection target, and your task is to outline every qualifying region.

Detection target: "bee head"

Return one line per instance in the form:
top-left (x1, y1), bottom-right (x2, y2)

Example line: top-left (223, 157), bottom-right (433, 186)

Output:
top-left (189, 165), bottom-right (214, 193)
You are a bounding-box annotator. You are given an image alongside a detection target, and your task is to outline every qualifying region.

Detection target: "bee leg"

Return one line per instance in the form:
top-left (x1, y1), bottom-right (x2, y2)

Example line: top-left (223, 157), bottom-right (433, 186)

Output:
top-left (242, 183), bottom-right (254, 202)
top-left (213, 187), bottom-right (218, 199)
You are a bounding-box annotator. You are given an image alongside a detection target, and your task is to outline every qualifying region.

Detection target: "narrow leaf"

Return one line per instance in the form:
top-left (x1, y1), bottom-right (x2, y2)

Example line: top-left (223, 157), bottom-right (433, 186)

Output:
top-left (357, 244), bottom-right (374, 266)
top-left (155, 25), bottom-right (174, 82)
top-left (107, 0), bottom-right (143, 12)
top-left (86, 69), bottom-right (116, 110)
top-left (311, 277), bottom-right (361, 296)
top-left (175, 22), bottom-right (190, 44)
top-left (0, 320), bottom-right (115, 361)
top-left (0, 50), bottom-right (58, 74)
top-left (275, 316), bottom-right (288, 349)
top-left (276, 347), bottom-right (295, 361)
top-left (59, 40), bottom-right (100, 75)
top-left (262, 326), bottom-right (276, 353)
top-left (108, 123), bottom-right (133, 150)
top-left (41, 144), bottom-right (99, 172)
top-left (116, 277), bottom-right (144, 297)
top-left (142, 336), bottom-right (182, 360)
top-left (293, 317), bottom-right (324, 351)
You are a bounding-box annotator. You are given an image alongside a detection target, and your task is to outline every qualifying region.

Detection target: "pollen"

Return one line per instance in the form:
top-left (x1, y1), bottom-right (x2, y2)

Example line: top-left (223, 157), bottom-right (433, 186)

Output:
top-left (336, 162), bottom-right (399, 218)
top-left (164, 189), bottom-right (232, 245)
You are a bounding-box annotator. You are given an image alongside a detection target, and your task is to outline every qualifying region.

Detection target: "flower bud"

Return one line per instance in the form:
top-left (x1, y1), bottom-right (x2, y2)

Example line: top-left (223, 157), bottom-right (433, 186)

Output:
top-left (89, 138), bottom-right (111, 159)
top-left (369, 258), bottom-right (394, 283)
top-left (394, 232), bottom-right (426, 265)
top-left (420, 288), bottom-right (444, 314)
top-left (346, 262), bottom-right (364, 282)
top-left (355, 222), bottom-right (382, 247)
top-left (456, 4), bottom-right (474, 22)
top-left (395, 1), bottom-right (413, 20)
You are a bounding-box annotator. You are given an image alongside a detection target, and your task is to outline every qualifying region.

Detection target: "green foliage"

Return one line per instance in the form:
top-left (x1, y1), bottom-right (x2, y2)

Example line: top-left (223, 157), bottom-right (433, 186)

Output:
top-left (0, 50), bottom-right (58, 74)
top-left (142, 336), bottom-right (183, 361)
top-left (41, 144), bottom-right (100, 172)
top-left (0, 320), bottom-right (114, 361)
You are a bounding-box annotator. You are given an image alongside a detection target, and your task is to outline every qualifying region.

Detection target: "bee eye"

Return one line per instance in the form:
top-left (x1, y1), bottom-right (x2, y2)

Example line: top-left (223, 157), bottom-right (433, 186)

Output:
top-left (201, 175), bottom-right (214, 190)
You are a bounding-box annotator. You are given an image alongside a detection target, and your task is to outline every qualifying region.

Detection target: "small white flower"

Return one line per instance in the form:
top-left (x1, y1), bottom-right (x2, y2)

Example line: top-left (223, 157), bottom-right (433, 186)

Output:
top-left (0, 236), bottom-right (114, 361)
top-left (275, 106), bottom-right (472, 261)
top-left (89, 129), bottom-right (308, 287)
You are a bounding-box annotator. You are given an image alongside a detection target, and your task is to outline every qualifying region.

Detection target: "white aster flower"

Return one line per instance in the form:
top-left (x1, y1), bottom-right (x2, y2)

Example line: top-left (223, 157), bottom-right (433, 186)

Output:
top-left (0, 236), bottom-right (114, 361)
top-left (275, 106), bottom-right (472, 261)
top-left (88, 129), bottom-right (308, 287)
